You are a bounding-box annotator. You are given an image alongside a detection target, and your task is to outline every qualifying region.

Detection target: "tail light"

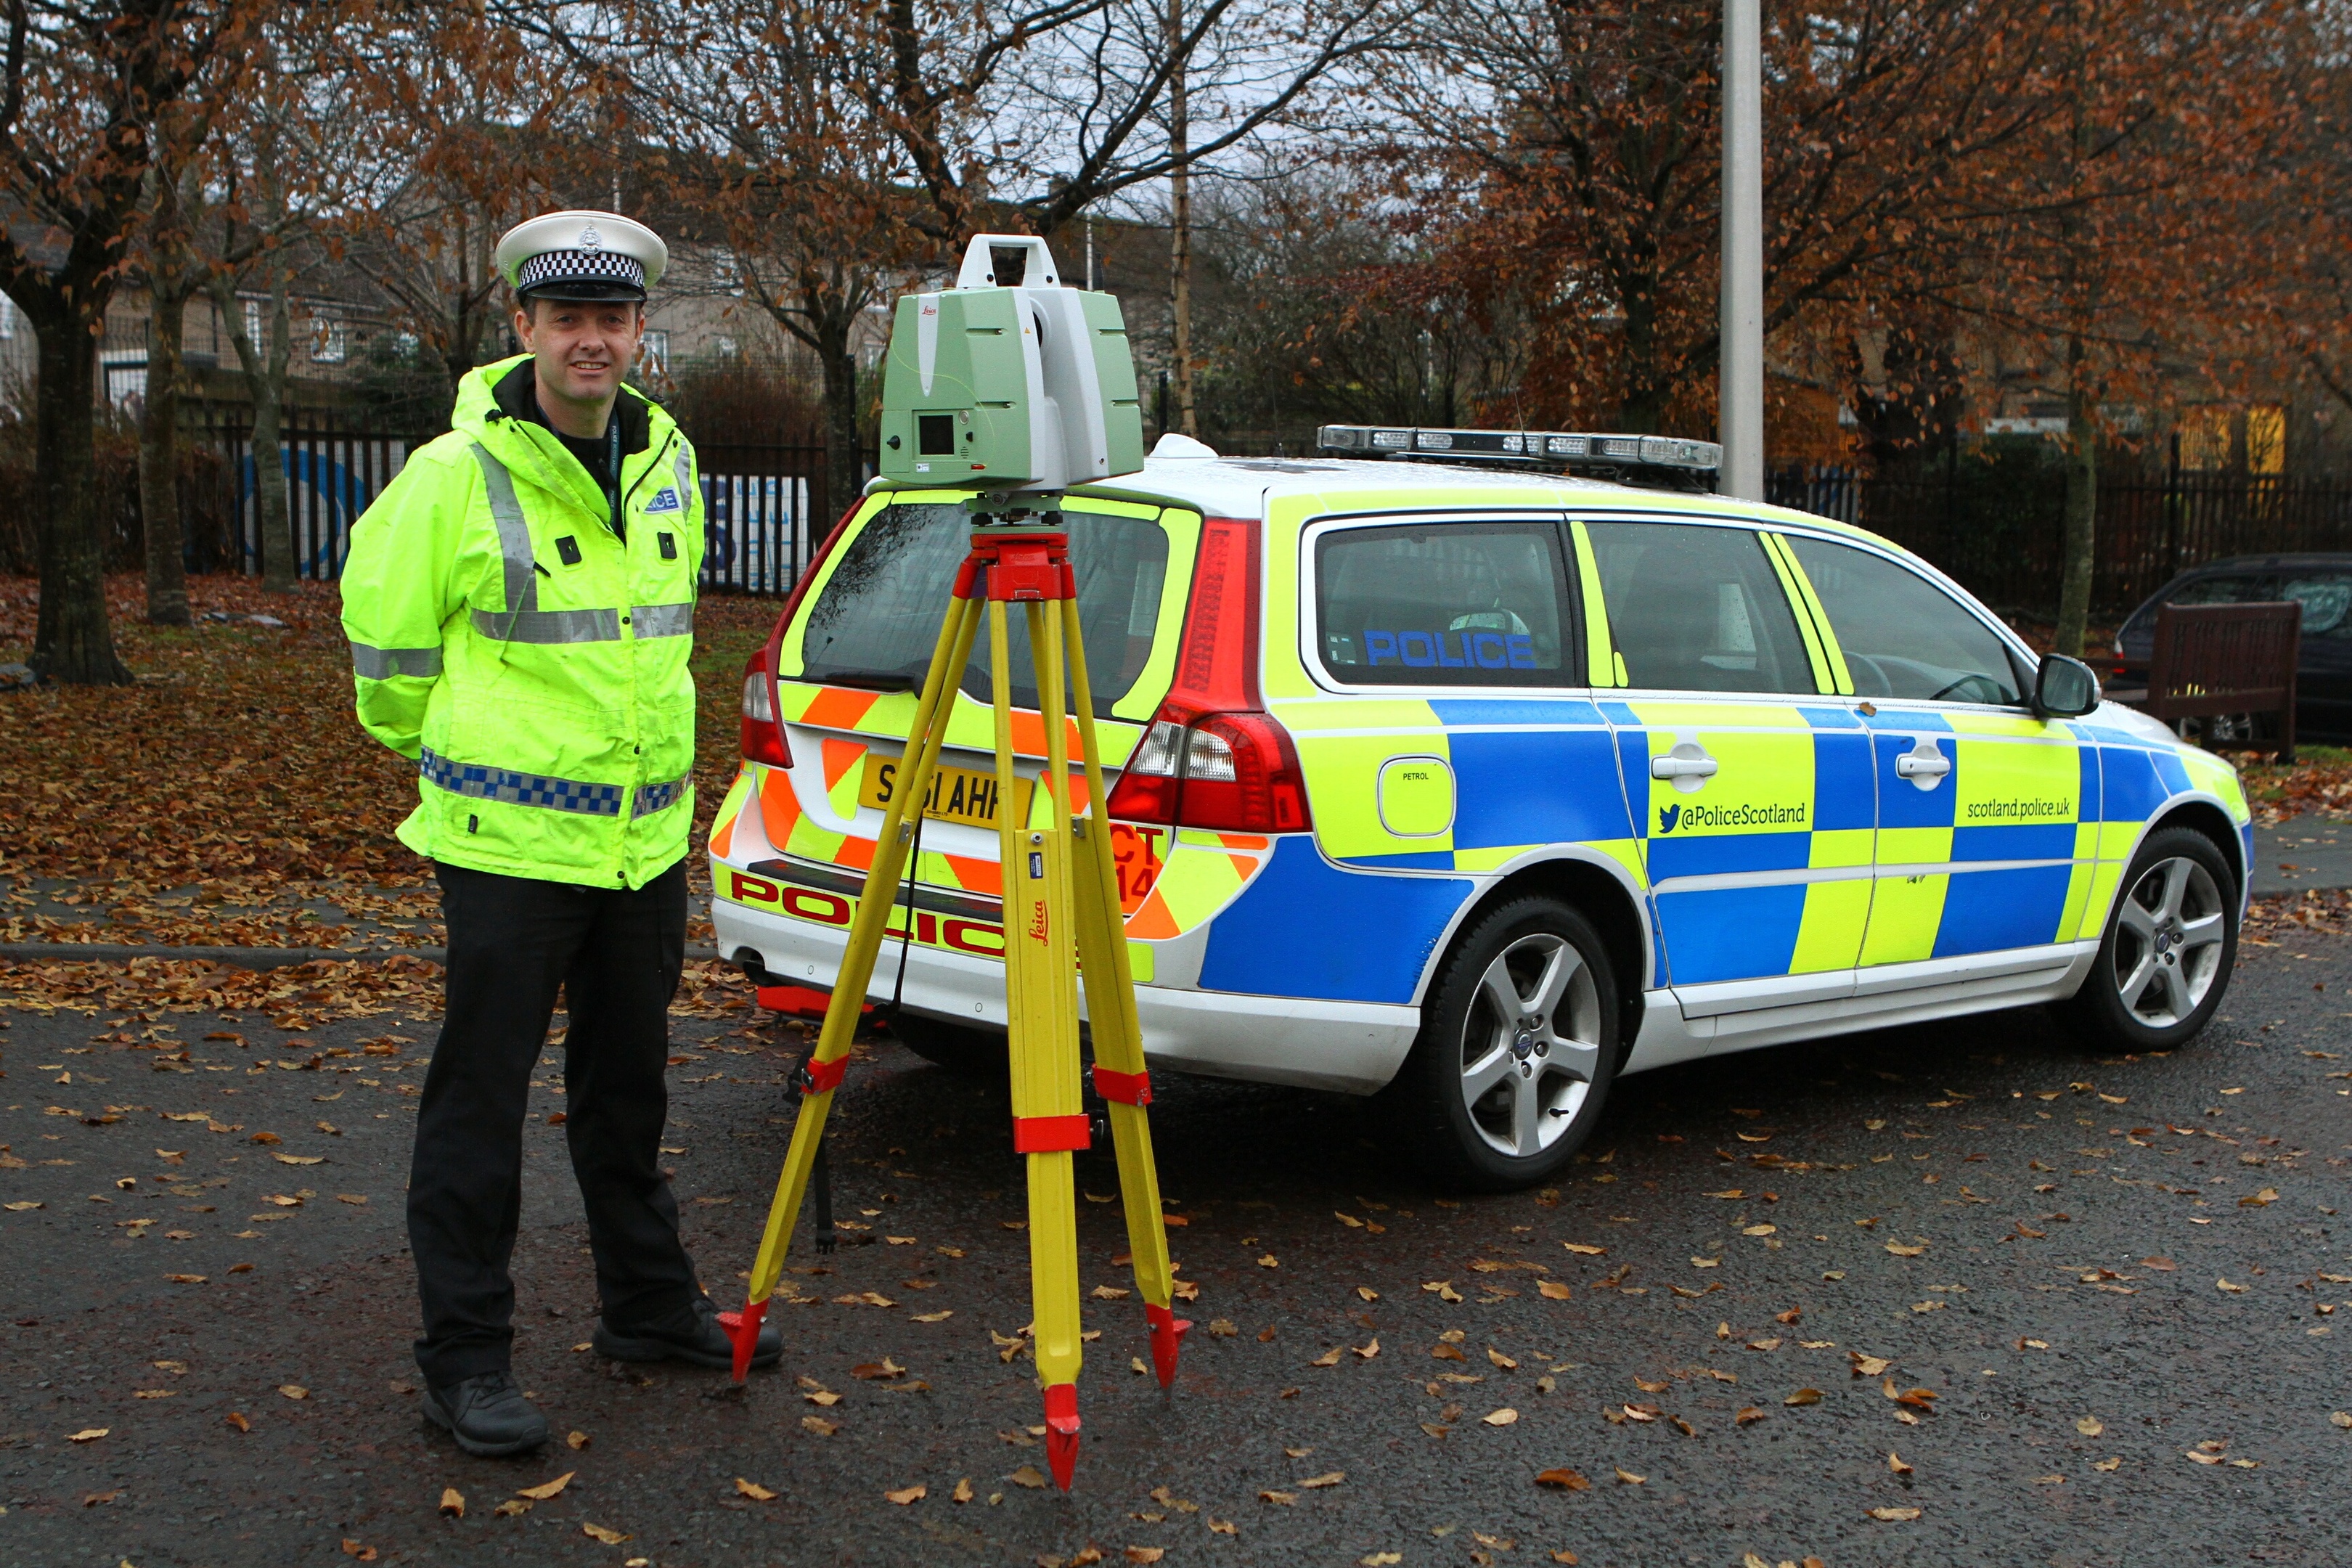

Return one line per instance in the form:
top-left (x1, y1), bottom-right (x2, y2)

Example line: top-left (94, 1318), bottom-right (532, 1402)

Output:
top-left (740, 642), bottom-right (788, 765)
top-left (1101, 513), bottom-right (1308, 833)
top-left (1106, 709), bottom-right (1312, 833)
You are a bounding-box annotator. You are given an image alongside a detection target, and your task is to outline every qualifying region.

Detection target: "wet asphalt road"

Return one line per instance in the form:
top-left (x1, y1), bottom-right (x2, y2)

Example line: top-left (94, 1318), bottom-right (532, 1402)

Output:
top-left (1, 932), bottom-right (2348, 1568)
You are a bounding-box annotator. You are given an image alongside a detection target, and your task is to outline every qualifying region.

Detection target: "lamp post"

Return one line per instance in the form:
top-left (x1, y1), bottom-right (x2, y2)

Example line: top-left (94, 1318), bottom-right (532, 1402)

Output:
top-left (1719, 0), bottom-right (1764, 501)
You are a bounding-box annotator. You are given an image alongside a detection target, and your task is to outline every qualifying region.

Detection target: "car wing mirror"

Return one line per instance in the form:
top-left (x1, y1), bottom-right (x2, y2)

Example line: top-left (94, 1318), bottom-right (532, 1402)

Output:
top-left (2033, 652), bottom-right (2101, 719)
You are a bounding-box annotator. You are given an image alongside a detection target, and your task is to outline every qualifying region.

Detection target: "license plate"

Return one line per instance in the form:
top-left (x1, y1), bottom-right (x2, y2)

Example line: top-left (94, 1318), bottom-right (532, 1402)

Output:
top-left (857, 754), bottom-right (1034, 830)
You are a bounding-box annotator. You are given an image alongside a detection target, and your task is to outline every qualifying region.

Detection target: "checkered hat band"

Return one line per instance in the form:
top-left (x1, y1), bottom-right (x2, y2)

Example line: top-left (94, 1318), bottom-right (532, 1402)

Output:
top-left (517, 249), bottom-right (645, 292)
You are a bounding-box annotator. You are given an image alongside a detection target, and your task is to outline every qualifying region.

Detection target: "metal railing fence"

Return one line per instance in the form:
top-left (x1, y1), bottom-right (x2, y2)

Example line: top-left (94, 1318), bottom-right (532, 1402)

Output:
top-left (198, 415), bottom-right (828, 596)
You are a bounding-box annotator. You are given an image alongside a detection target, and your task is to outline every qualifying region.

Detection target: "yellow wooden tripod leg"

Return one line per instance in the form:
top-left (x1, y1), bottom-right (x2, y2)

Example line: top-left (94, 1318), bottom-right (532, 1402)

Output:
top-left (721, 590), bottom-right (981, 1379)
top-left (1061, 597), bottom-right (1187, 1385)
top-left (1000, 597), bottom-right (1090, 1487)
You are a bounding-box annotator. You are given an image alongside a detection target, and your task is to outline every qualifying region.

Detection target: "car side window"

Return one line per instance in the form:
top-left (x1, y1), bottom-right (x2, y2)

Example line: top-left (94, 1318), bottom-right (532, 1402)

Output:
top-left (1583, 521), bottom-right (1813, 694)
top-left (1315, 522), bottom-right (1570, 686)
top-left (1785, 536), bottom-right (2024, 705)
top-left (2279, 574), bottom-right (2352, 639)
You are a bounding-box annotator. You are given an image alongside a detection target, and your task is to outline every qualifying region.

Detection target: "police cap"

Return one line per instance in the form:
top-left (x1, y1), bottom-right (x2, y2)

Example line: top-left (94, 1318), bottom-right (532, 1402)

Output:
top-left (496, 211), bottom-right (668, 303)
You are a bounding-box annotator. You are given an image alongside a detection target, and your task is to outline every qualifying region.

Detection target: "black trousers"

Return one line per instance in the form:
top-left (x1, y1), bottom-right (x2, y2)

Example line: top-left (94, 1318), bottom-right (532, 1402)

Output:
top-left (408, 858), bottom-right (700, 1386)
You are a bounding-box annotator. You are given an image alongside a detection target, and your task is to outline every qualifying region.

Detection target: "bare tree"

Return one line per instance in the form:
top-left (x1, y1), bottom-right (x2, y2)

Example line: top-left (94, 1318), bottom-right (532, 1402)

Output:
top-left (204, 27), bottom-right (369, 594)
top-left (0, 0), bottom-right (245, 683)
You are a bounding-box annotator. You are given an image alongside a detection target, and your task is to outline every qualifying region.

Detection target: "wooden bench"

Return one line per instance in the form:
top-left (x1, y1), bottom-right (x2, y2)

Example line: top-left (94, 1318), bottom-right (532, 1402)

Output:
top-left (2128, 601), bottom-right (2301, 761)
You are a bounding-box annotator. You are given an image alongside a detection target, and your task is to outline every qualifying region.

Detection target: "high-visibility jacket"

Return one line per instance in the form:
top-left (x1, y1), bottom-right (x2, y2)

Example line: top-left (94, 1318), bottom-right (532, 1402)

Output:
top-left (340, 356), bottom-right (705, 889)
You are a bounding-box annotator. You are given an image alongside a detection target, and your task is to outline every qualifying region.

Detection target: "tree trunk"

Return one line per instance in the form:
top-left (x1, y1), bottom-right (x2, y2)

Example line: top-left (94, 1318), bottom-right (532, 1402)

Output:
top-left (2054, 332), bottom-right (2097, 658)
top-left (217, 270), bottom-right (300, 592)
top-left (817, 312), bottom-right (859, 527)
top-left (141, 282), bottom-right (192, 626)
top-left (257, 278), bottom-right (297, 592)
top-left (28, 309), bottom-right (131, 684)
top-left (1167, 0), bottom-right (1196, 437)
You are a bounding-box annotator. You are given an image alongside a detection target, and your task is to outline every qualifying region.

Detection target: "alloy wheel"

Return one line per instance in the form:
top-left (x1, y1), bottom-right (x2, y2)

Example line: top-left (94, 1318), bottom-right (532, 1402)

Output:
top-left (2110, 855), bottom-right (2226, 1028)
top-left (1458, 932), bottom-right (1604, 1159)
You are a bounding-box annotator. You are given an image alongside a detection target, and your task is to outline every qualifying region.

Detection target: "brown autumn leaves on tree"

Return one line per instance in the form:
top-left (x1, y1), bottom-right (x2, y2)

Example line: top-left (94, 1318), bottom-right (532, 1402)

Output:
top-left (1372, 0), bottom-right (2316, 653)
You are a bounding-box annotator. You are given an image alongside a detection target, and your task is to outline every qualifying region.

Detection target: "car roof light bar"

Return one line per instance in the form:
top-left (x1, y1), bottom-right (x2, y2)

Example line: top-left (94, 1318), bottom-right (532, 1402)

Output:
top-left (1316, 425), bottom-right (1723, 473)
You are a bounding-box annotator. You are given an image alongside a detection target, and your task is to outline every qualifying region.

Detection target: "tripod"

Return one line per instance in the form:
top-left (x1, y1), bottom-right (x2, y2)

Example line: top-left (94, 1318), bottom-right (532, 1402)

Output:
top-left (720, 520), bottom-right (1188, 1490)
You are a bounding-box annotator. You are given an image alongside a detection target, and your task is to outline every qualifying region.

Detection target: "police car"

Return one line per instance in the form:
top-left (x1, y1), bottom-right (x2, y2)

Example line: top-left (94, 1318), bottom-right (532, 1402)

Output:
top-left (709, 428), bottom-right (2250, 1189)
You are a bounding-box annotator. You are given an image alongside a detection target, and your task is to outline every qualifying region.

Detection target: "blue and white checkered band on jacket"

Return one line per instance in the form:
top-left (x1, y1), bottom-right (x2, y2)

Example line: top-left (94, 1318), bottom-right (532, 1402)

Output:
top-left (516, 248), bottom-right (645, 293)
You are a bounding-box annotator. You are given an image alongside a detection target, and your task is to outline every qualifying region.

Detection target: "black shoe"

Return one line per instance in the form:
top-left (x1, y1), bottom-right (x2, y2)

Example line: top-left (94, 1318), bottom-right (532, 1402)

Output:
top-left (594, 1296), bottom-right (781, 1370)
top-left (420, 1372), bottom-right (550, 1457)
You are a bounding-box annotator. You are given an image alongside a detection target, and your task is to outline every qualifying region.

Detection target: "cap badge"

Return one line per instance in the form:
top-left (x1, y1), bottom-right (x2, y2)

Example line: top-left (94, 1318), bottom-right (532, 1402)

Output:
top-left (577, 225), bottom-right (604, 252)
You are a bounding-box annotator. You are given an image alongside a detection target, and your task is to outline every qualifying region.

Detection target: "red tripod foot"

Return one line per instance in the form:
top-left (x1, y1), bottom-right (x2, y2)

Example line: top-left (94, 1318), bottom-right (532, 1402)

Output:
top-left (717, 1298), bottom-right (768, 1384)
top-left (1042, 1382), bottom-right (1081, 1490)
top-left (1145, 1302), bottom-right (1191, 1389)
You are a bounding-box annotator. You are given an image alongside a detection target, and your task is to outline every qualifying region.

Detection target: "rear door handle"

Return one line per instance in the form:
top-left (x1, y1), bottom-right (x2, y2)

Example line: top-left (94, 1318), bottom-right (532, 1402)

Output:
top-left (1651, 755), bottom-right (1719, 779)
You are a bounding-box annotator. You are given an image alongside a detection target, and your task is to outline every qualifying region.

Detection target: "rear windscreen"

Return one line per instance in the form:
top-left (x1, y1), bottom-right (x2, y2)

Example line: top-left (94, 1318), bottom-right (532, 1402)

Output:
top-left (796, 502), bottom-right (1171, 716)
top-left (1315, 522), bottom-right (1570, 686)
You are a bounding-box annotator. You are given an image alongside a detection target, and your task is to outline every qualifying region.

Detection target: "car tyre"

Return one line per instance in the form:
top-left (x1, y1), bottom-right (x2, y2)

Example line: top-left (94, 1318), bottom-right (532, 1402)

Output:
top-left (1389, 896), bottom-right (1620, 1193)
top-left (2059, 825), bottom-right (2237, 1051)
top-left (887, 1011), bottom-right (1010, 1077)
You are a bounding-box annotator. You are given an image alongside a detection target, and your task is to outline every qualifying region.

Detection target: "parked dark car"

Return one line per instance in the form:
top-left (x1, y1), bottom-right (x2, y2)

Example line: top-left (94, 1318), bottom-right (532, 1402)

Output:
top-left (2112, 552), bottom-right (2352, 742)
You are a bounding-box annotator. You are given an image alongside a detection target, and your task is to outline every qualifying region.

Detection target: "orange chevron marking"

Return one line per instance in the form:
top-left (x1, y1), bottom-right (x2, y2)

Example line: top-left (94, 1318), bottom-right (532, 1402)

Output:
top-left (820, 738), bottom-right (864, 791)
top-left (799, 685), bottom-right (882, 733)
top-left (943, 852), bottom-right (1002, 897)
top-left (758, 769), bottom-right (802, 846)
top-left (1123, 888), bottom-right (1180, 941)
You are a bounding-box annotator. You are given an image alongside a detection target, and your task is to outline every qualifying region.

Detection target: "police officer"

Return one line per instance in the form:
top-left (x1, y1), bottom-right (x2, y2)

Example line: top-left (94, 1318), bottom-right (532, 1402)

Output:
top-left (340, 210), bottom-right (780, 1458)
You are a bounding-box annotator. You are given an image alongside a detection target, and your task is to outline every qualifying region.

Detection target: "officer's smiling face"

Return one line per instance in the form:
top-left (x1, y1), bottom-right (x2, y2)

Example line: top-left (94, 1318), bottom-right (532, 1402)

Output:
top-left (517, 298), bottom-right (642, 415)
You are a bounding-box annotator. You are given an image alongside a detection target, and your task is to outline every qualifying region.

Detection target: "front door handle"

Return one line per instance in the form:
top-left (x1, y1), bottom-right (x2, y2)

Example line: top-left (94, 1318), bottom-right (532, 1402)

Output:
top-left (1895, 738), bottom-right (1951, 788)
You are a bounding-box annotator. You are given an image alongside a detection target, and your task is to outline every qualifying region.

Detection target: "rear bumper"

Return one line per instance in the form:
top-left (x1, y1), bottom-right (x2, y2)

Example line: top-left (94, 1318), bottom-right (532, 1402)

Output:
top-left (713, 897), bottom-right (1423, 1095)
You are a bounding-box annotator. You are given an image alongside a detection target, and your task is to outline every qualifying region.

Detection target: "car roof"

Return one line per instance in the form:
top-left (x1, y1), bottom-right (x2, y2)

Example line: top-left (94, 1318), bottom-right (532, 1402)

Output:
top-left (876, 454), bottom-right (1896, 550)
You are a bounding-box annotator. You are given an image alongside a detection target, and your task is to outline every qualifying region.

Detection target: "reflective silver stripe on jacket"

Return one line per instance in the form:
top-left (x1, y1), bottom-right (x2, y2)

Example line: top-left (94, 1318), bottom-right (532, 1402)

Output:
top-left (632, 773), bottom-right (692, 818)
top-left (630, 602), bottom-right (693, 637)
top-left (350, 642), bottom-right (443, 679)
top-left (469, 443), bottom-right (626, 645)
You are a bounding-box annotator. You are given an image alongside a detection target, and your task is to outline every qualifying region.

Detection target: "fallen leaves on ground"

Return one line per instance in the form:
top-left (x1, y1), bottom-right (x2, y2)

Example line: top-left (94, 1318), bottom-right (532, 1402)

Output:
top-left (1868, 1506), bottom-right (1922, 1522)
top-left (885, 1484), bottom-right (926, 1506)
top-left (438, 1489), bottom-right (465, 1519)
top-left (1298, 1471), bottom-right (1344, 1488)
top-left (1614, 1467), bottom-right (1645, 1485)
top-left (581, 1523), bottom-right (631, 1544)
top-left (67, 1428), bottom-right (108, 1442)
top-left (515, 1472), bottom-right (573, 1500)
top-left (1785, 1389), bottom-right (1823, 1406)
top-left (801, 1416), bottom-right (839, 1436)
top-left (1536, 1468), bottom-right (1591, 1490)
top-left (2077, 1416), bottom-right (2104, 1437)
top-left (1010, 1466), bottom-right (1048, 1489)
top-left (1482, 1408), bottom-right (1519, 1426)
top-left (0, 578), bottom-right (769, 987)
